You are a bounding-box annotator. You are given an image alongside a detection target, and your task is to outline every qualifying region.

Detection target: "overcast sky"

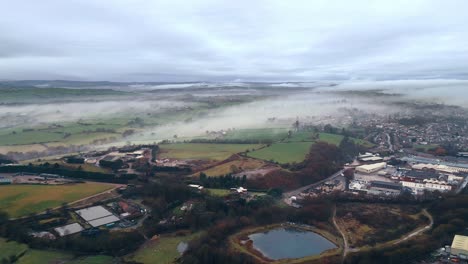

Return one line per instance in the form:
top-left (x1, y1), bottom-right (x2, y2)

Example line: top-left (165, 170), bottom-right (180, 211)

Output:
top-left (1, 0), bottom-right (467, 82)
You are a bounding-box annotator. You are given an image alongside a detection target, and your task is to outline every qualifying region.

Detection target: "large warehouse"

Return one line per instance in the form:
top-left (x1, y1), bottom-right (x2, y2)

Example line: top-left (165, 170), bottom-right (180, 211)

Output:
top-left (355, 162), bottom-right (387, 174)
top-left (75, 205), bottom-right (120, 227)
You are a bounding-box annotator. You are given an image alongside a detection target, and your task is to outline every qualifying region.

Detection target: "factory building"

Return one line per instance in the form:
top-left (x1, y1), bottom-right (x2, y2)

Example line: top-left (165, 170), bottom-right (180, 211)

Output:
top-left (355, 162), bottom-right (387, 174)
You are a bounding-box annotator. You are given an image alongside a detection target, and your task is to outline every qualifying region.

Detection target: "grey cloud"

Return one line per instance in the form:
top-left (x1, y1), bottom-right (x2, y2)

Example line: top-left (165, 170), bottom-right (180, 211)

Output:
top-left (0, 0), bottom-right (467, 81)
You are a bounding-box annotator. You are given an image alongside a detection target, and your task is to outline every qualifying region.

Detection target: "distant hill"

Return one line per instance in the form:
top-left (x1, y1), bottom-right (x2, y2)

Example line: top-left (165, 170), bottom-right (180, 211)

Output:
top-left (0, 86), bottom-right (129, 104)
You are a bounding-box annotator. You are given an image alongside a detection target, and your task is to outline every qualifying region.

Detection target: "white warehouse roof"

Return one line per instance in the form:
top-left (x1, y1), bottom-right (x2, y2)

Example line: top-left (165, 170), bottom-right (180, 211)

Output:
top-left (54, 223), bottom-right (84, 237)
top-left (88, 215), bottom-right (120, 227)
top-left (76, 205), bottom-right (113, 221)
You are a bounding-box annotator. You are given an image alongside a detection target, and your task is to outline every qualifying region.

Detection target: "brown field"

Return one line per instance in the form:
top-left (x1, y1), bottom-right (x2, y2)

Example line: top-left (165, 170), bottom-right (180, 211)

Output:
top-left (0, 182), bottom-right (117, 218)
top-left (196, 157), bottom-right (266, 177)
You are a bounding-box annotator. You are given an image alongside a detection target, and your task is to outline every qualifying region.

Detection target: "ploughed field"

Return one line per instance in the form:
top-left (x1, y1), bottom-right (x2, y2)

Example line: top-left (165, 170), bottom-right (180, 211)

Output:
top-left (0, 182), bottom-right (116, 218)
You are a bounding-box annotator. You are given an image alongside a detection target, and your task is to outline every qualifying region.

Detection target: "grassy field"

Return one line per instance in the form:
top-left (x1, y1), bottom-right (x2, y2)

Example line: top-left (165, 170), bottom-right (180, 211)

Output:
top-left (159, 143), bottom-right (259, 161)
top-left (0, 182), bottom-right (116, 218)
top-left (247, 142), bottom-right (314, 164)
top-left (413, 144), bottom-right (439, 151)
top-left (246, 132), bottom-right (373, 164)
top-left (27, 159), bottom-right (111, 173)
top-left (126, 232), bottom-right (201, 264)
top-left (223, 128), bottom-right (289, 141)
top-left (0, 238), bottom-right (73, 264)
top-left (197, 158), bottom-right (265, 177)
top-left (206, 188), bottom-right (233, 197)
top-left (69, 255), bottom-right (114, 264)
top-left (16, 249), bottom-right (73, 264)
top-left (0, 237), bottom-right (28, 261)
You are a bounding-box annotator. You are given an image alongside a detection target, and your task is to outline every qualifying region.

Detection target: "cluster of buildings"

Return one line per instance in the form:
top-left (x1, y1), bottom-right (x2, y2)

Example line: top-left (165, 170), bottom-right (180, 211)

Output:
top-left (348, 153), bottom-right (468, 196)
top-left (39, 201), bottom-right (147, 238)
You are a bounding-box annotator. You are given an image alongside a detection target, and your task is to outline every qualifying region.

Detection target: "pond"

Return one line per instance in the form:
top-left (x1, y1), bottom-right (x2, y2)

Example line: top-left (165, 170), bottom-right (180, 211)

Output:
top-left (248, 227), bottom-right (337, 260)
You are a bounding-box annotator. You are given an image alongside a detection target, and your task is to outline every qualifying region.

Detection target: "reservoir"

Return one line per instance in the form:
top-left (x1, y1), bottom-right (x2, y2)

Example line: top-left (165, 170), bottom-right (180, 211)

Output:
top-left (248, 227), bottom-right (336, 260)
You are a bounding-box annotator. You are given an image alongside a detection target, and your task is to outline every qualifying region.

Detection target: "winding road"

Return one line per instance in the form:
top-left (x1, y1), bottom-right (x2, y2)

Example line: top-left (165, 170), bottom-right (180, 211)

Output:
top-left (332, 207), bottom-right (434, 263)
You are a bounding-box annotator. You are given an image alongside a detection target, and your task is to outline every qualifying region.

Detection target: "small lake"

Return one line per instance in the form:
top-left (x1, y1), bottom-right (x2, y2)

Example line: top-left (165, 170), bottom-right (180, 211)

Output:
top-left (248, 227), bottom-right (336, 260)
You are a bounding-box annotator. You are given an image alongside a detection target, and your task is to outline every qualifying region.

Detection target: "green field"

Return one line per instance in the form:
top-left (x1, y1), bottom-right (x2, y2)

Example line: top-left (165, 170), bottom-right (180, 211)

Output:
top-left (0, 238), bottom-right (73, 264)
top-left (196, 158), bottom-right (265, 177)
top-left (0, 237), bottom-right (28, 261)
top-left (159, 143), bottom-right (259, 161)
top-left (413, 144), bottom-right (439, 151)
top-left (223, 128), bottom-right (289, 141)
top-left (126, 232), bottom-right (201, 264)
top-left (0, 183), bottom-right (116, 218)
top-left (206, 188), bottom-right (233, 197)
top-left (247, 132), bottom-right (373, 164)
top-left (247, 142), bottom-right (314, 164)
top-left (69, 255), bottom-right (114, 264)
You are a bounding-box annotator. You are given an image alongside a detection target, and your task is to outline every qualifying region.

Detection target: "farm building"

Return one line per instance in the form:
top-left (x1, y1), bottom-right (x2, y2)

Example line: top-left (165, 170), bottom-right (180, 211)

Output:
top-left (54, 223), bottom-right (84, 237)
top-left (75, 205), bottom-right (119, 227)
top-left (451, 235), bottom-right (468, 259)
top-left (355, 162), bottom-right (387, 174)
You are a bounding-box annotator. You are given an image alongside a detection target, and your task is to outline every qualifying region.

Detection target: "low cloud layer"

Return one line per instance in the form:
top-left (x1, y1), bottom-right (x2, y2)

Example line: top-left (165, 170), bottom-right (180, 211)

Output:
top-left (1, 0), bottom-right (467, 81)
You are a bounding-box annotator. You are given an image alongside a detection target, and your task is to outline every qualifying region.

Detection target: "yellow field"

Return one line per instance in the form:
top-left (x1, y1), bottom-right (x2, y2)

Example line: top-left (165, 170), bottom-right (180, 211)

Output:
top-left (0, 182), bottom-right (116, 218)
top-left (198, 158), bottom-right (265, 177)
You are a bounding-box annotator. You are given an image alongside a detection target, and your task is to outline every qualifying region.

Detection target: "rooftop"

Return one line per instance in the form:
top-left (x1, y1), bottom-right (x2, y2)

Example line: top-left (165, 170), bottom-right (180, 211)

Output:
top-left (75, 205), bottom-right (114, 221)
top-left (370, 181), bottom-right (402, 191)
top-left (452, 235), bottom-right (468, 252)
top-left (54, 223), bottom-right (83, 237)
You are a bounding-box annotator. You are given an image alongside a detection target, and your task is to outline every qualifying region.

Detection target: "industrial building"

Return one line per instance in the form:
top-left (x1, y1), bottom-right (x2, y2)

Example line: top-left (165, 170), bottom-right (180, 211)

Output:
top-left (54, 223), bottom-right (84, 237)
top-left (451, 235), bottom-right (468, 259)
top-left (368, 181), bottom-right (402, 195)
top-left (355, 162), bottom-right (387, 174)
top-left (75, 205), bottom-right (120, 227)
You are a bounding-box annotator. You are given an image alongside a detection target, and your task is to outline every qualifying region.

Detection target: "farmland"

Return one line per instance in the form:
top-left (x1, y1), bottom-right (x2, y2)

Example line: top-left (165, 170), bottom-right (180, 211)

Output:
top-left (197, 157), bottom-right (266, 177)
top-left (126, 232), bottom-right (201, 264)
top-left (223, 128), bottom-right (289, 142)
top-left (159, 143), bottom-right (259, 161)
top-left (247, 142), bottom-right (314, 164)
top-left (0, 182), bottom-right (116, 218)
top-left (246, 132), bottom-right (373, 164)
top-left (0, 238), bottom-right (73, 264)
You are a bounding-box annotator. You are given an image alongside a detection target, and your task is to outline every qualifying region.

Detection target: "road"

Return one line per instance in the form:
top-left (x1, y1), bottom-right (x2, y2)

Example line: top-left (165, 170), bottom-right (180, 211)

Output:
top-left (385, 132), bottom-right (394, 152)
top-left (456, 174), bottom-right (468, 194)
top-left (391, 209), bottom-right (433, 245)
top-left (283, 169), bottom-right (344, 205)
top-left (332, 206), bottom-right (350, 263)
top-left (333, 208), bottom-right (433, 263)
